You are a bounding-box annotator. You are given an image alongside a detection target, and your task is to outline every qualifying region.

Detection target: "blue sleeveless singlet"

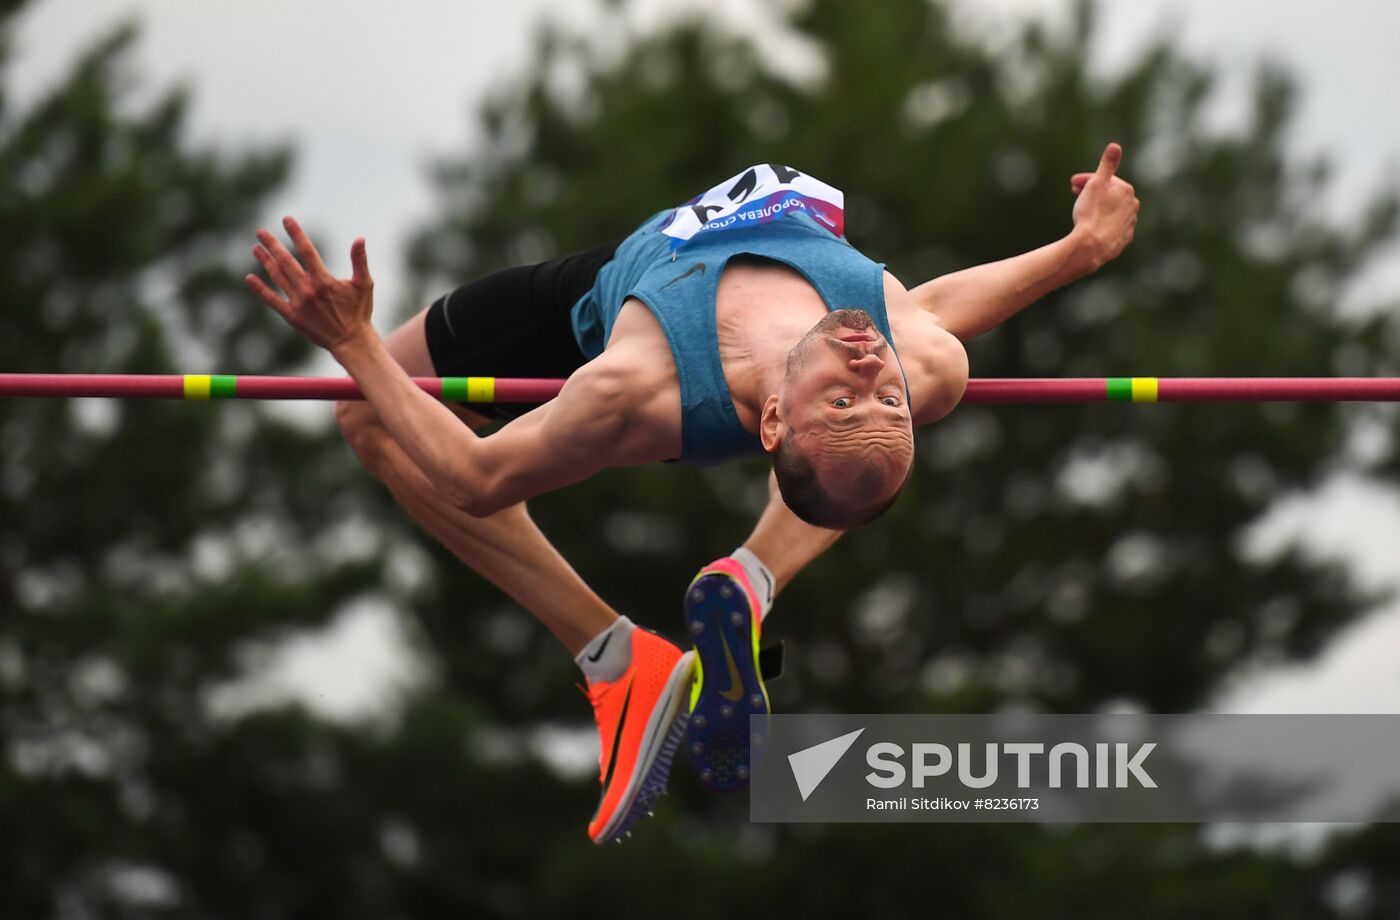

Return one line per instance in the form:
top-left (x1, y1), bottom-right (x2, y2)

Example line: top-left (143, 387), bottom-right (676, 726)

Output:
top-left (570, 165), bottom-right (897, 466)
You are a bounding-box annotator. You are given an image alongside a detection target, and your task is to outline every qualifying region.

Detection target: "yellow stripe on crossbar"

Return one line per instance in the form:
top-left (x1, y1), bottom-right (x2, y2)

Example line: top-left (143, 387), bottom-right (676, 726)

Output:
top-left (184, 375), bottom-right (212, 400)
top-left (1131, 377), bottom-right (1159, 403)
top-left (466, 377), bottom-right (495, 403)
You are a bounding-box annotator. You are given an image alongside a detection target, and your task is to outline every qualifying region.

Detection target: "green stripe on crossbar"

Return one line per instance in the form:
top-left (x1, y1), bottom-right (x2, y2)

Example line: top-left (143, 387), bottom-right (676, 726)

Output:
top-left (442, 377), bottom-right (470, 401)
top-left (1106, 378), bottom-right (1133, 401)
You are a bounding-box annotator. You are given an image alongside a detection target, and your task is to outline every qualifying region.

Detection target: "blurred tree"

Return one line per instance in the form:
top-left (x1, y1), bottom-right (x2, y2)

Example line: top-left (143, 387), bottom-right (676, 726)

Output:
top-left (5, 0), bottom-right (1400, 917)
top-left (0, 6), bottom-right (397, 916)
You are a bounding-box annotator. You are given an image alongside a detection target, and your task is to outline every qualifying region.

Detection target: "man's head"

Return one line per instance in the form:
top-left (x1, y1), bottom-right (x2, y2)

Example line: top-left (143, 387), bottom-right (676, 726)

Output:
top-left (760, 308), bottom-right (915, 529)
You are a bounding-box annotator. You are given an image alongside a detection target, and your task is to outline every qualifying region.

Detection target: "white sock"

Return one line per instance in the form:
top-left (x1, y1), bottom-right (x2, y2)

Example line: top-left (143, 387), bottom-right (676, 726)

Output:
top-left (575, 616), bottom-right (635, 684)
top-left (731, 547), bottom-right (775, 622)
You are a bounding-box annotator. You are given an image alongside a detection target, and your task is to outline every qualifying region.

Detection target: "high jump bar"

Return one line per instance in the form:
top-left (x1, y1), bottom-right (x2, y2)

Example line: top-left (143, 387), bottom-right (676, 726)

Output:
top-left (3, 374), bottom-right (1400, 403)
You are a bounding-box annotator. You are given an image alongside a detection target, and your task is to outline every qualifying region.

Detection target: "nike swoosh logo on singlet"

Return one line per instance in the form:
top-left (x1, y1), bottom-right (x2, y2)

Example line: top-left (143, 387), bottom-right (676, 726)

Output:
top-left (662, 262), bottom-right (707, 289)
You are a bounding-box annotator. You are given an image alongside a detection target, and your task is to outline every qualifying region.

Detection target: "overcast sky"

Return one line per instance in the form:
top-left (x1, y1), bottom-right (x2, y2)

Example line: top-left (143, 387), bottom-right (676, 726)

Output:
top-left (8, 0), bottom-right (1400, 720)
top-left (11, 0), bottom-right (1400, 315)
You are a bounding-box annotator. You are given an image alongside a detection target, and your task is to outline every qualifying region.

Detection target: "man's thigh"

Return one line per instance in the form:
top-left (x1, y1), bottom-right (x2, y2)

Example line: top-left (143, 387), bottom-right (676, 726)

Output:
top-left (415, 240), bottom-right (621, 424)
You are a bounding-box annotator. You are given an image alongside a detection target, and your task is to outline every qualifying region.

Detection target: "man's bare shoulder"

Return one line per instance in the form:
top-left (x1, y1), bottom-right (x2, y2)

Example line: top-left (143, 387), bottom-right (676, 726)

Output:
top-left (884, 271), bottom-right (970, 426)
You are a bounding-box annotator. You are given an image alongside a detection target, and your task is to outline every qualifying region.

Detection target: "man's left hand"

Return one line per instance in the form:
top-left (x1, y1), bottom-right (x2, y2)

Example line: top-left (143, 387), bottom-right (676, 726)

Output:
top-left (1068, 142), bottom-right (1140, 272)
top-left (246, 216), bottom-right (376, 356)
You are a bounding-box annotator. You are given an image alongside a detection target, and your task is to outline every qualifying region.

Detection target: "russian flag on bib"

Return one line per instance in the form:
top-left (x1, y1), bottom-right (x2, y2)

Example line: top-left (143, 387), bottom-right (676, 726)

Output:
top-left (658, 164), bottom-right (845, 249)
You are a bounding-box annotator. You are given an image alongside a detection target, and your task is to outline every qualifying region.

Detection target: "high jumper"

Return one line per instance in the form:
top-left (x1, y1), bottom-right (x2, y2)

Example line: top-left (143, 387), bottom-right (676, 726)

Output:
top-left (243, 145), bottom-right (1139, 843)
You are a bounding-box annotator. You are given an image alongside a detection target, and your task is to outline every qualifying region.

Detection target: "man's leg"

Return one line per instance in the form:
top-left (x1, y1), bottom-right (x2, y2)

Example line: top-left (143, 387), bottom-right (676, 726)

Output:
top-left (736, 470), bottom-right (844, 606)
top-left (337, 304), bottom-right (692, 845)
top-left (683, 472), bottom-right (842, 791)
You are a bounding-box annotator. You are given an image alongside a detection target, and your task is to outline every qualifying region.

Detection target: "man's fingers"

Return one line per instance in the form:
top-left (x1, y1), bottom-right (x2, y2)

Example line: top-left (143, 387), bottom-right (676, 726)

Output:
top-left (245, 273), bottom-right (291, 318)
top-left (1095, 142), bottom-right (1123, 181)
top-left (1075, 143), bottom-right (1129, 195)
top-left (252, 244), bottom-right (297, 296)
top-left (282, 216), bottom-right (330, 278)
top-left (256, 229), bottom-right (308, 289)
top-left (350, 237), bottom-right (373, 289)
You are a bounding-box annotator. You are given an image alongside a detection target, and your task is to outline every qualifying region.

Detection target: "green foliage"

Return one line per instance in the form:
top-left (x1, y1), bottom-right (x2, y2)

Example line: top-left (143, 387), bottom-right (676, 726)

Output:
top-left (0, 11), bottom-right (393, 917)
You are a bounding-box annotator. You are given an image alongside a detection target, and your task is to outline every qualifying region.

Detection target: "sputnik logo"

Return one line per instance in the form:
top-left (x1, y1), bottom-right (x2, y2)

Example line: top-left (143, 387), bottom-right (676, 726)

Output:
top-left (788, 728), bottom-right (865, 801)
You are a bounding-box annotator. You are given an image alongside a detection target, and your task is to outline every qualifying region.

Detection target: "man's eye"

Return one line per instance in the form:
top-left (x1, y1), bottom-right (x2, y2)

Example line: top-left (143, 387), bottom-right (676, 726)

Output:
top-left (882, 396), bottom-right (900, 407)
top-left (833, 397), bottom-right (852, 408)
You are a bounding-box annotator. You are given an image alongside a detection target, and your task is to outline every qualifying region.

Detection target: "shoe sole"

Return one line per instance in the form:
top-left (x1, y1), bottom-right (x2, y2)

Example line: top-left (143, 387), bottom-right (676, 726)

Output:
top-left (593, 650), bottom-right (694, 844)
top-left (685, 572), bottom-right (769, 793)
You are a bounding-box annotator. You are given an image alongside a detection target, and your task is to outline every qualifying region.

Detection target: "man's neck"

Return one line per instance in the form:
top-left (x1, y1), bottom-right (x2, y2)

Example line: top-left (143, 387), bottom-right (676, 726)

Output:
top-left (715, 261), bottom-right (831, 433)
top-left (726, 347), bottom-right (787, 431)
top-left (717, 307), bottom-right (814, 434)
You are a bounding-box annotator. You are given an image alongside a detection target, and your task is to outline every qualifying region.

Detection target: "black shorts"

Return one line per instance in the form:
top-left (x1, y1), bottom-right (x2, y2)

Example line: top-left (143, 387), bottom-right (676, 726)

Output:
top-left (424, 239), bottom-right (623, 421)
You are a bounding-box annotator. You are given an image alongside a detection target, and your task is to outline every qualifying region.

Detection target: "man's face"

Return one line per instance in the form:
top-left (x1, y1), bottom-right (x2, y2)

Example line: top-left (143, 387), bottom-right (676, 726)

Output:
top-left (774, 309), bottom-right (915, 496)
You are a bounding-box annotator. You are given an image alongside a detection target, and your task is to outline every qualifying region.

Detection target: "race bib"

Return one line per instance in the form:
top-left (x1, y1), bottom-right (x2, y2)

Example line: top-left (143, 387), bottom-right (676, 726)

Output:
top-left (658, 164), bottom-right (845, 248)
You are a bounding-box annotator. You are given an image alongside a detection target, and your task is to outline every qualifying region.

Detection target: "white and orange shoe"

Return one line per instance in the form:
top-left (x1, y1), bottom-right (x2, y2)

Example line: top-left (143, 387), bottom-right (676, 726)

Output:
top-left (584, 628), bottom-right (694, 845)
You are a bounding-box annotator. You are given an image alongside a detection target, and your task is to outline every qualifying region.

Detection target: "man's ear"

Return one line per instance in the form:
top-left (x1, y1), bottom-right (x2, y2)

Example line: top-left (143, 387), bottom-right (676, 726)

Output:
top-left (760, 394), bottom-right (783, 453)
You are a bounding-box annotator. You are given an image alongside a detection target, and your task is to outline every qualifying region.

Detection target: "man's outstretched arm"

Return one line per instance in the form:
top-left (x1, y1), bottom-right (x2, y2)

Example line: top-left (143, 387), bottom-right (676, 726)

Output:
top-left (330, 333), bottom-right (629, 515)
top-left (247, 217), bottom-right (624, 516)
top-left (724, 144), bottom-right (1140, 607)
top-left (909, 142), bottom-right (1140, 341)
top-left (741, 470), bottom-right (844, 599)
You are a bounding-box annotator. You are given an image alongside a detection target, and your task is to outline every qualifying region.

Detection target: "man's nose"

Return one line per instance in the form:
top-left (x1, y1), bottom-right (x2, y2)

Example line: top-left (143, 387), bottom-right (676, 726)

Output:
top-left (848, 352), bottom-right (885, 374)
